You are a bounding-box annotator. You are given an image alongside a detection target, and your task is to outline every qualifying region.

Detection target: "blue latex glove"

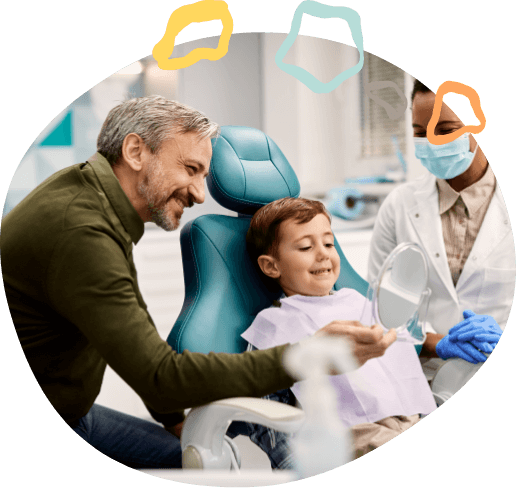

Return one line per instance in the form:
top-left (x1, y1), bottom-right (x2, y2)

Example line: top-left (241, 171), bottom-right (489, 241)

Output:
top-left (436, 335), bottom-right (488, 364)
top-left (449, 310), bottom-right (503, 344)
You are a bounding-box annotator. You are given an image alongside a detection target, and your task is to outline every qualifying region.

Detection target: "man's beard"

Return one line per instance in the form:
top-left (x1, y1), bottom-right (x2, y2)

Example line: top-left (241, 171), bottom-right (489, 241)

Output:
top-left (137, 157), bottom-right (188, 232)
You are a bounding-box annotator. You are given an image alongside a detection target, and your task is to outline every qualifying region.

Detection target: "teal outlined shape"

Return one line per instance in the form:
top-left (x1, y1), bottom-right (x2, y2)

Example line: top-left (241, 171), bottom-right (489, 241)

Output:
top-left (275, 1), bottom-right (364, 94)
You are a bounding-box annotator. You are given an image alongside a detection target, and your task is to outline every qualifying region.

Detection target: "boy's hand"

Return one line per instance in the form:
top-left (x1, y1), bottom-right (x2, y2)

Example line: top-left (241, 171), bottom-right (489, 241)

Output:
top-left (164, 421), bottom-right (184, 439)
top-left (315, 321), bottom-right (396, 367)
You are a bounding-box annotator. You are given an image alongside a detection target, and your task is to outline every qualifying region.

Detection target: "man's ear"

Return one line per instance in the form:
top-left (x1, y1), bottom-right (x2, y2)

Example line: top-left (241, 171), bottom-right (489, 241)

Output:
top-left (257, 255), bottom-right (281, 279)
top-left (121, 133), bottom-right (149, 172)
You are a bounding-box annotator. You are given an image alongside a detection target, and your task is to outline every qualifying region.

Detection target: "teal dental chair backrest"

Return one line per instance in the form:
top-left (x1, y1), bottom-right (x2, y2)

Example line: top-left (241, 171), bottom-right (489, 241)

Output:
top-left (167, 126), bottom-right (368, 354)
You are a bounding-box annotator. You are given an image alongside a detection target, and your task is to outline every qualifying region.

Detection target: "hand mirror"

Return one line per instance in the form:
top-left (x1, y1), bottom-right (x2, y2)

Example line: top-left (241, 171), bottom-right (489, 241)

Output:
top-left (361, 242), bottom-right (431, 344)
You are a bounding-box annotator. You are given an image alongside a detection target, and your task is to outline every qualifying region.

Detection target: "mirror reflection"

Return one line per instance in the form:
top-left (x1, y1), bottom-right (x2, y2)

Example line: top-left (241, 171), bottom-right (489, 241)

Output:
top-left (377, 246), bottom-right (427, 330)
top-left (360, 242), bottom-right (431, 345)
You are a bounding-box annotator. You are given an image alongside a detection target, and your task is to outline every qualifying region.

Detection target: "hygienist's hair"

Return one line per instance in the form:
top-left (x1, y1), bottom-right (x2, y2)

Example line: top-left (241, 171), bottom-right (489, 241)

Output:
top-left (411, 79), bottom-right (432, 102)
top-left (247, 197), bottom-right (331, 264)
top-left (97, 95), bottom-right (220, 166)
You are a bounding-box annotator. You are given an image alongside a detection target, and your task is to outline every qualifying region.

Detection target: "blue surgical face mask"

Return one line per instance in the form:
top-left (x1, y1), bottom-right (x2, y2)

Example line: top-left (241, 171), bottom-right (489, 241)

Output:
top-left (413, 133), bottom-right (478, 180)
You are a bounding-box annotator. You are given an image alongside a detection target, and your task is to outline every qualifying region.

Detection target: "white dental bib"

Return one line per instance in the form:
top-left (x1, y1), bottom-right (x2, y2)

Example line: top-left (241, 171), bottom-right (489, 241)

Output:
top-left (242, 288), bottom-right (436, 427)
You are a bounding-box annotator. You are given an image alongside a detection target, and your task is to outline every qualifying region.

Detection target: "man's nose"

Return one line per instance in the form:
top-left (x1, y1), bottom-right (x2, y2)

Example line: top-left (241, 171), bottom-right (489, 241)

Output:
top-left (189, 178), bottom-right (205, 204)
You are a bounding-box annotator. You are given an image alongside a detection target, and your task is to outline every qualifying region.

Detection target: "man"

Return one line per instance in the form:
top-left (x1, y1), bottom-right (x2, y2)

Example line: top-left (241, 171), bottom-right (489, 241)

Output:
top-left (1, 95), bottom-right (395, 469)
top-left (368, 81), bottom-right (514, 379)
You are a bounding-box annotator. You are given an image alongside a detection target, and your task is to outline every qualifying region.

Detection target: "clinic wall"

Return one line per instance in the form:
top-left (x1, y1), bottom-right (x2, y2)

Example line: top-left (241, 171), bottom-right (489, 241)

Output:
top-left (262, 33), bottom-right (346, 189)
top-left (146, 33), bottom-right (264, 223)
top-left (173, 33), bottom-right (423, 191)
top-left (175, 33), bottom-right (262, 128)
top-left (294, 36), bottom-right (348, 194)
top-left (174, 33), bottom-right (411, 195)
top-left (261, 34), bottom-right (423, 194)
top-left (261, 34), bottom-right (301, 177)
top-left (262, 34), bottom-right (356, 195)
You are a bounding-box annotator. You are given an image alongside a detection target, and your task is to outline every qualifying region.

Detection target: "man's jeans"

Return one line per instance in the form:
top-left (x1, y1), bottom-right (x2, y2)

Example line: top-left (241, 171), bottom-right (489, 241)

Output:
top-left (227, 343), bottom-right (297, 470)
top-left (70, 404), bottom-right (182, 469)
top-left (71, 394), bottom-right (295, 470)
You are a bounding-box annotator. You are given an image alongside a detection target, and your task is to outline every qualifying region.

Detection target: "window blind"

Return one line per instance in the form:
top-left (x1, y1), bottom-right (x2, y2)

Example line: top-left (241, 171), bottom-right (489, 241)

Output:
top-left (360, 52), bottom-right (408, 158)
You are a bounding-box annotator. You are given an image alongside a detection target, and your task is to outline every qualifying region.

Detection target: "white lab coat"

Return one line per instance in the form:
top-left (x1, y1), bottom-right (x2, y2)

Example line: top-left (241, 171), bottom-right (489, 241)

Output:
top-left (368, 172), bottom-right (516, 338)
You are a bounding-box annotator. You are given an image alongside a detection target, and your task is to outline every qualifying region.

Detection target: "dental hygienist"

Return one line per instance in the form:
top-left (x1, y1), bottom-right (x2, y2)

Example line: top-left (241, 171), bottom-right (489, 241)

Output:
top-left (368, 80), bottom-right (515, 377)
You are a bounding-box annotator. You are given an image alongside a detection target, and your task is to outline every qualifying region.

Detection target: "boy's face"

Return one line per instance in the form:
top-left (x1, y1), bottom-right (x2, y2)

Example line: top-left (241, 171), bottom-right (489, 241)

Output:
top-left (260, 213), bottom-right (341, 297)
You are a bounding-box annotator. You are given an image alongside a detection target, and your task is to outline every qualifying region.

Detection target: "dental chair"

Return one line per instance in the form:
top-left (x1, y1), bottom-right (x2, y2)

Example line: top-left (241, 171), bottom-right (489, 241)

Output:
top-left (168, 126), bottom-right (368, 356)
top-left (166, 126), bottom-right (368, 470)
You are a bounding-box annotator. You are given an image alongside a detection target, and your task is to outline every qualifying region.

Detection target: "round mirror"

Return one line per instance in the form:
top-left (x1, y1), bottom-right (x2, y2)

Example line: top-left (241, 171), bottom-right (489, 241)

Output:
top-left (377, 243), bottom-right (428, 330)
top-left (360, 242), bottom-right (431, 344)
top-left (360, 242), bottom-right (431, 346)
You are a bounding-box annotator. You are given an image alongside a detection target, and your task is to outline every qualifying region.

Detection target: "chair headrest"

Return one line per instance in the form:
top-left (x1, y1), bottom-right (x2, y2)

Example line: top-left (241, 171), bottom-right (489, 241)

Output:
top-left (207, 126), bottom-right (301, 215)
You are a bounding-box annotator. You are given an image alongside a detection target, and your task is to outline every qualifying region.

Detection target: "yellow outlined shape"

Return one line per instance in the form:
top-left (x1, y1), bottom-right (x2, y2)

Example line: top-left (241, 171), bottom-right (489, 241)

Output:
top-left (153, 0), bottom-right (233, 70)
top-left (427, 81), bottom-right (486, 145)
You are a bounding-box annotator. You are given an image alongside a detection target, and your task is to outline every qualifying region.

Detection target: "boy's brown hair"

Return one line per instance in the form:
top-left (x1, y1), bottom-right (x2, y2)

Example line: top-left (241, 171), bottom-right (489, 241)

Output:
top-left (246, 197), bottom-right (331, 264)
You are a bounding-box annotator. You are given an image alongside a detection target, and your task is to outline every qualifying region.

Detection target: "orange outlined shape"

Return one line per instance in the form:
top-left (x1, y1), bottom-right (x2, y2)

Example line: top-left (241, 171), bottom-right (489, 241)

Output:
top-left (427, 81), bottom-right (486, 145)
top-left (152, 0), bottom-right (233, 70)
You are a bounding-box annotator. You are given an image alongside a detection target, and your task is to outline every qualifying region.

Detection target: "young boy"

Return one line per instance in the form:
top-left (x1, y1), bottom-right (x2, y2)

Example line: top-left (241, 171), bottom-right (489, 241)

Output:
top-left (239, 197), bottom-right (436, 464)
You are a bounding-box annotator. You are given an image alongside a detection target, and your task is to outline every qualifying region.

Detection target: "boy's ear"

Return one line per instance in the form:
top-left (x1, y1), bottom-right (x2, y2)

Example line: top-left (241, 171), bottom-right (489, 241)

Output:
top-left (257, 255), bottom-right (281, 279)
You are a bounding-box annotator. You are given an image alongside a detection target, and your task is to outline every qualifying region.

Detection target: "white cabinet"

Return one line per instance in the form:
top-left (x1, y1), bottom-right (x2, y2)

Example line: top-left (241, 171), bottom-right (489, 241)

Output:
top-left (132, 229), bottom-right (185, 341)
top-left (335, 229), bottom-right (373, 282)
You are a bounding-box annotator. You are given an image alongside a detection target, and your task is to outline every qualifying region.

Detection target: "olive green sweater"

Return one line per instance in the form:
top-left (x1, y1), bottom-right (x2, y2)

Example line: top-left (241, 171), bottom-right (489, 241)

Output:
top-left (1, 153), bottom-right (294, 425)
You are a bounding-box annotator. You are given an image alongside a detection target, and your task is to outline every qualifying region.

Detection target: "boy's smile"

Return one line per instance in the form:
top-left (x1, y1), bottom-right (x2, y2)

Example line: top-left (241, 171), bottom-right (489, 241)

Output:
top-left (262, 213), bottom-right (340, 297)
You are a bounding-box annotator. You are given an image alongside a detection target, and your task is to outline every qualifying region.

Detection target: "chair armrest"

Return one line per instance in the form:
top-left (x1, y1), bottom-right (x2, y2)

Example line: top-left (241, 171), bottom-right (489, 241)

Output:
top-left (181, 397), bottom-right (305, 470)
top-left (430, 355), bottom-right (487, 406)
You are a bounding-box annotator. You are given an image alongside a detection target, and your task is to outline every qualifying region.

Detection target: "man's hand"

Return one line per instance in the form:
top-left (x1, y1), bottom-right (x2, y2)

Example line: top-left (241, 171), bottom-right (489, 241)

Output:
top-left (315, 320), bottom-right (397, 367)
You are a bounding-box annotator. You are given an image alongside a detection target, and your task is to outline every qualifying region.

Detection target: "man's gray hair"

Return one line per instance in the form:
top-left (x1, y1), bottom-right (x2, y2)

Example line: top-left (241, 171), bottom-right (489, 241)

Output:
top-left (97, 95), bottom-right (220, 166)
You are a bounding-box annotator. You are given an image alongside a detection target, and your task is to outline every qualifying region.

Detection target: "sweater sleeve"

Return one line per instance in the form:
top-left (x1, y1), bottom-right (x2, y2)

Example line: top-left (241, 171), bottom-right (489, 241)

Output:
top-left (46, 226), bottom-right (294, 416)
